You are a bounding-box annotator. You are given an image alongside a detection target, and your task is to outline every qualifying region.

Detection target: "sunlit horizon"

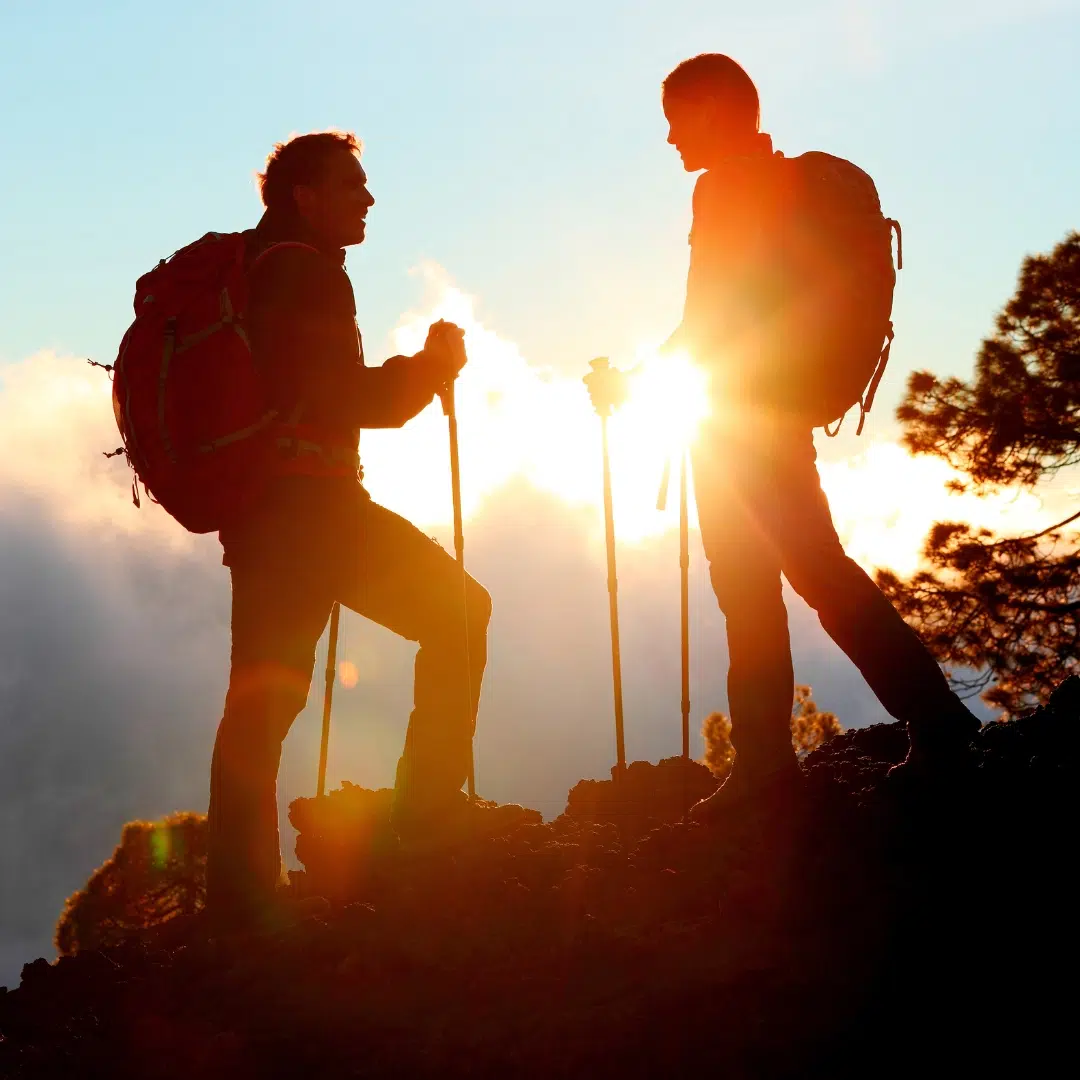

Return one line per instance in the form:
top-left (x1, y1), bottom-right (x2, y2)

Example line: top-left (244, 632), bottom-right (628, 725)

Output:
top-left (0, 266), bottom-right (1064, 581)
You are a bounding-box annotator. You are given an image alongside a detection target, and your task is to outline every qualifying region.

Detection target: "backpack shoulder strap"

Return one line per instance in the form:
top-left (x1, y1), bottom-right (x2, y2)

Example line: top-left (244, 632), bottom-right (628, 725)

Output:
top-left (248, 240), bottom-right (321, 273)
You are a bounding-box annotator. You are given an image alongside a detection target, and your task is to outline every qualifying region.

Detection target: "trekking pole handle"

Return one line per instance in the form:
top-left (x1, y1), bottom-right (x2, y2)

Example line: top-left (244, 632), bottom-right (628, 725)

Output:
top-left (588, 356), bottom-right (614, 418)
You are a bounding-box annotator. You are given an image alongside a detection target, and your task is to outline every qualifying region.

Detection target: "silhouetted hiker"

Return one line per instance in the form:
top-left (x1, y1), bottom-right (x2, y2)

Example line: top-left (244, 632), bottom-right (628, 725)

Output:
top-left (587, 56), bottom-right (978, 820)
top-left (205, 132), bottom-right (499, 927)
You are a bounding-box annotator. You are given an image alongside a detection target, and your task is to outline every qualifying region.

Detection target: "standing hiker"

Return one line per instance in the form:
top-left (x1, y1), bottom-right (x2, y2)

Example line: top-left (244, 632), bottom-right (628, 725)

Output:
top-left (206, 131), bottom-right (498, 925)
top-left (586, 55), bottom-right (978, 818)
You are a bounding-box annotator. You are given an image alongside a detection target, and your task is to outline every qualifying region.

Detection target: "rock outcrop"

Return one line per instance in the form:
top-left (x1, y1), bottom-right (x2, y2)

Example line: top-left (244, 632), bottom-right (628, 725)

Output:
top-left (2, 680), bottom-right (1078, 1078)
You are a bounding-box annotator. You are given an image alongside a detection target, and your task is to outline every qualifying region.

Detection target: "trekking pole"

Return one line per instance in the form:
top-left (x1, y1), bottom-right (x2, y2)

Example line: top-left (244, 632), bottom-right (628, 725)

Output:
top-left (589, 357), bottom-right (627, 775)
top-left (440, 380), bottom-right (477, 800)
top-left (679, 448), bottom-right (691, 760)
top-left (656, 449), bottom-right (691, 760)
top-left (317, 601), bottom-right (341, 798)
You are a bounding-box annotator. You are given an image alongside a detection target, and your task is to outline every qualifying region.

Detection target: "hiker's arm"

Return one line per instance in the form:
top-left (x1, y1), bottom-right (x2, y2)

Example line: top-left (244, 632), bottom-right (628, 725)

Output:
top-left (348, 354), bottom-right (438, 428)
top-left (248, 248), bottom-right (443, 429)
top-left (355, 323), bottom-right (467, 428)
top-left (675, 177), bottom-right (729, 365)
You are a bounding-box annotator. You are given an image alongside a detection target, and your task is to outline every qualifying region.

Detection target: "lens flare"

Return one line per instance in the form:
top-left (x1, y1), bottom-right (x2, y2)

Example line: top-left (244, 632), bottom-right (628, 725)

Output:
top-left (603, 346), bottom-right (710, 540)
top-left (150, 826), bottom-right (170, 870)
top-left (338, 660), bottom-right (359, 689)
top-left (623, 347), bottom-right (711, 454)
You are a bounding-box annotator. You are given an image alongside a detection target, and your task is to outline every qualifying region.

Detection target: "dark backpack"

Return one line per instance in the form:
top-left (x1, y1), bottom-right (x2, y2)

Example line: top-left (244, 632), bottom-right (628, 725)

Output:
top-left (777, 151), bottom-right (902, 434)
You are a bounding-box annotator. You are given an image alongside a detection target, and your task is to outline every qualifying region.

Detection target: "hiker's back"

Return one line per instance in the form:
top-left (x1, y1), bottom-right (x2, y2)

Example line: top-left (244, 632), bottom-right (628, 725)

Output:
top-left (684, 148), bottom-right (899, 432)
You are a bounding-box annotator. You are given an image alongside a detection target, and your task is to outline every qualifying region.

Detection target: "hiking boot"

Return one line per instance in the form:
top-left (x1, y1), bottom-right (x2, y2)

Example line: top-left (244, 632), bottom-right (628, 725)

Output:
top-left (887, 705), bottom-right (981, 782)
top-left (685, 758), bottom-right (804, 825)
top-left (392, 791), bottom-right (541, 849)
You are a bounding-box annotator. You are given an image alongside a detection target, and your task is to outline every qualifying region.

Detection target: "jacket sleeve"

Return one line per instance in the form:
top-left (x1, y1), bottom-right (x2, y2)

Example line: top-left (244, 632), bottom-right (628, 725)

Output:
top-left (361, 353), bottom-right (441, 429)
top-left (247, 246), bottom-right (441, 431)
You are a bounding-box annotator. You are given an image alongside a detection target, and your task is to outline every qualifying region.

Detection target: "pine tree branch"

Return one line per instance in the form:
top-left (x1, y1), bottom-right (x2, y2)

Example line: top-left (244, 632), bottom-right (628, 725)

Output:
top-left (983, 508), bottom-right (1080, 548)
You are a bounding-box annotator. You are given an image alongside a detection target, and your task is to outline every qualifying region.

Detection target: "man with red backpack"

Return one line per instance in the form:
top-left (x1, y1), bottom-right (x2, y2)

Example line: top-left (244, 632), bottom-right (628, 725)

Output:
top-left (120, 130), bottom-right (496, 927)
top-left (587, 55), bottom-right (979, 818)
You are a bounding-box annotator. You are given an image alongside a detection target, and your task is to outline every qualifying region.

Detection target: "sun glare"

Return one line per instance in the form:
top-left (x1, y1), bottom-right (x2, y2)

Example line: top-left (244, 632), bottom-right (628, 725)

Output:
top-left (603, 346), bottom-right (711, 540)
top-left (620, 347), bottom-right (711, 457)
top-left (359, 270), bottom-right (712, 544)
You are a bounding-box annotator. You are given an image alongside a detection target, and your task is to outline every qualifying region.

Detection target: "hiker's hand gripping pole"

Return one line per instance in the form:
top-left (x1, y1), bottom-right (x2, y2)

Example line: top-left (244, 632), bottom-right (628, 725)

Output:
top-left (439, 379), bottom-right (477, 800)
top-left (587, 357), bottom-right (627, 775)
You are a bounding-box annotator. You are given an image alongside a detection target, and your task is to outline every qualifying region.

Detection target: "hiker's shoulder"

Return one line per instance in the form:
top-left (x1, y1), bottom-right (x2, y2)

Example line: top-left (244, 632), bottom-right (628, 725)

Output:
top-left (250, 239), bottom-right (344, 283)
top-left (693, 151), bottom-right (789, 203)
top-left (250, 212), bottom-right (347, 275)
top-left (248, 234), bottom-right (352, 309)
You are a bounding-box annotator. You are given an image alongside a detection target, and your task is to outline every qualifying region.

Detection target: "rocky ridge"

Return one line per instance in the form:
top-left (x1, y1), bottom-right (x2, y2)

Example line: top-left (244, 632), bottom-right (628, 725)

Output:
top-left (1, 680), bottom-right (1077, 1078)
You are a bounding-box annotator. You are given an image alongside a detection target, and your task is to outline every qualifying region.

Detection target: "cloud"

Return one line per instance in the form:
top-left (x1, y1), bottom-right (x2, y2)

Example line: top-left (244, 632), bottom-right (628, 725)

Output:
top-left (0, 352), bottom-right (193, 547)
top-left (818, 441), bottom-right (1054, 577)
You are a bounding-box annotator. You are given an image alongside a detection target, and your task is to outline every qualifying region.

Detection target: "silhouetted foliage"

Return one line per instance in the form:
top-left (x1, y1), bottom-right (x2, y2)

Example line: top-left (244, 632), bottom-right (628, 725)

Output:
top-left (701, 711), bottom-right (735, 779)
top-left (790, 684), bottom-right (843, 755)
top-left (54, 812), bottom-right (206, 956)
top-left (702, 686), bottom-right (842, 775)
top-left (881, 232), bottom-right (1080, 713)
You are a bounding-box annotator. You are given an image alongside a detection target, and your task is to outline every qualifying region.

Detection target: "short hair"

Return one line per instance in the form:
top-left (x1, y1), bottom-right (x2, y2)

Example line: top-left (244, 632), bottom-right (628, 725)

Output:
top-left (258, 130), bottom-right (362, 212)
top-left (662, 54), bottom-right (760, 132)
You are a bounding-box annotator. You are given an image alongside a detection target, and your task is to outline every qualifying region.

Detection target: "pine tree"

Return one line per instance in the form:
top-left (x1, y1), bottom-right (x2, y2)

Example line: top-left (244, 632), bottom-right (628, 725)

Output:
top-left (879, 232), bottom-right (1080, 713)
top-left (700, 686), bottom-right (842, 775)
top-left (790, 685), bottom-right (843, 755)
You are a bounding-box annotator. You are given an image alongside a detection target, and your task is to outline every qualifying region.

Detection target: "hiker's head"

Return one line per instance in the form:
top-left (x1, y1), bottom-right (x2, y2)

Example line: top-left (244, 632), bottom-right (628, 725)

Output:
top-left (259, 131), bottom-right (374, 248)
top-left (662, 55), bottom-right (761, 171)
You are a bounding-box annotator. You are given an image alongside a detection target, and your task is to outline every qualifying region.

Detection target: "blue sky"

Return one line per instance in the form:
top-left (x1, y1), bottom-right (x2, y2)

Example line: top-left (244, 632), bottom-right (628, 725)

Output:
top-left (2, 0), bottom-right (1079, 447)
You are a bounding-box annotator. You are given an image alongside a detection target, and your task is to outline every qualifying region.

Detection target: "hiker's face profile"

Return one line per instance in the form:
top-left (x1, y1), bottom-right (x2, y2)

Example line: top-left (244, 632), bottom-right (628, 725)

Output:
top-left (663, 92), bottom-right (747, 172)
top-left (294, 148), bottom-right (375, 248)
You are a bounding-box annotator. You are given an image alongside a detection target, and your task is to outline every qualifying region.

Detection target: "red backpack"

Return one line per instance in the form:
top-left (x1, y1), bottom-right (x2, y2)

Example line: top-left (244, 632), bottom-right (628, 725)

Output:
top-left (110, 232), bottom-right (313, 533)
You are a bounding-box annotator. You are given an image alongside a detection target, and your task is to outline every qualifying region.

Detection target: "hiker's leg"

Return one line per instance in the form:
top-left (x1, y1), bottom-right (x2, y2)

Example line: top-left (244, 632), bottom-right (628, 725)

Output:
top-left (337, 498), bottom-right (490, 809)
top-left (693, 433), bottom-right (797, 778)
top-left (207, 554), bottom-right (332, 916)
top-left (761, 425), bottom-right (974, 735)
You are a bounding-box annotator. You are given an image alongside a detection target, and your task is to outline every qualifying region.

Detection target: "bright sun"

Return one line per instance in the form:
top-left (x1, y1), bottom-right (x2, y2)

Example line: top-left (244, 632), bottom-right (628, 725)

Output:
top-left (603, 346), bottom-right (711, 539)
top-left (358, 275), bottom-right (714, 544)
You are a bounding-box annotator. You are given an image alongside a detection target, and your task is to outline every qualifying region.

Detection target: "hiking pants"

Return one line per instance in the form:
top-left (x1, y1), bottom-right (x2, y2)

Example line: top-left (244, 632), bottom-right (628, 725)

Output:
top-left (692, 417), bottom-right (958, 775)
top-left (207, 494), bottom-right (490, 911)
